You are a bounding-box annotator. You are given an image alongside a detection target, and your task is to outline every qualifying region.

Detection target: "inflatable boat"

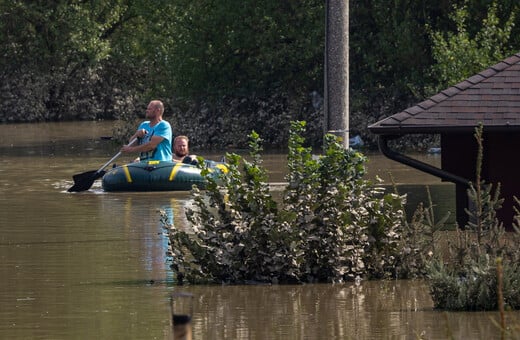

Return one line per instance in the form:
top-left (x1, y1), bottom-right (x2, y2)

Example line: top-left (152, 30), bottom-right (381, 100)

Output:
top-left (101, 160), bottom-right (228, 192)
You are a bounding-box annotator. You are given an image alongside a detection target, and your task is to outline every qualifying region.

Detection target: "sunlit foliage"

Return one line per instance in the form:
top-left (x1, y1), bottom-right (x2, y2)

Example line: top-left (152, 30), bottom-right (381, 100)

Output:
top-left (166, 121), bottom-right (420, 284)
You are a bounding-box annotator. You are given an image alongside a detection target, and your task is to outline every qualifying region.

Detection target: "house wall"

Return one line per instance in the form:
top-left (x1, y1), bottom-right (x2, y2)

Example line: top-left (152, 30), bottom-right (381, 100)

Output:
top-left (441, 133), bottom-right (519, 230)
top-left (484, 133), bottom-right (520, 230)
top-left (441, 134), bottom-right (476, 228)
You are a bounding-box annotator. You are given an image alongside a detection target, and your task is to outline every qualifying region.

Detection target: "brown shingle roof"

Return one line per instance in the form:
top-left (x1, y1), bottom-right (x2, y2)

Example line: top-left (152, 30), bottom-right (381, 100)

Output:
top-left (368, 53), bottom-right (520, 135)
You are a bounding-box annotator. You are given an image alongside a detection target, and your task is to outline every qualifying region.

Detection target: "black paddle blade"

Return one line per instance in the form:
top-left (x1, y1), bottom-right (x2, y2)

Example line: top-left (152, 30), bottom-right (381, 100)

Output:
top-left (67, 170), bottom-right (106, 192)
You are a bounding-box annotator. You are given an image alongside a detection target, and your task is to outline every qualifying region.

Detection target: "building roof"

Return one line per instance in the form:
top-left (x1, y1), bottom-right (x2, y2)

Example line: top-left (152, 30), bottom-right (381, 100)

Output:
top-left (368, 53), bottom-right (520, 135)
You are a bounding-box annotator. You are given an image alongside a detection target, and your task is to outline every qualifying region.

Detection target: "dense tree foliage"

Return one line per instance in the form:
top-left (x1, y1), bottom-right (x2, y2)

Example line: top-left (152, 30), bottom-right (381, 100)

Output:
top-left (1, 0), bottom-right (519, 148)
top-left (161, 0), bottom-right (324, 99)
top-left (428, 1), bottom-right (517, 90)
top-left (0, 1), bottom-right (142, 121)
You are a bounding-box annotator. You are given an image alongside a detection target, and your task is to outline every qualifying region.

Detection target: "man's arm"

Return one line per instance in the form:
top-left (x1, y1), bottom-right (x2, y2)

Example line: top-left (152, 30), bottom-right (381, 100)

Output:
top-left (121, 135), bottom-right (164, 154)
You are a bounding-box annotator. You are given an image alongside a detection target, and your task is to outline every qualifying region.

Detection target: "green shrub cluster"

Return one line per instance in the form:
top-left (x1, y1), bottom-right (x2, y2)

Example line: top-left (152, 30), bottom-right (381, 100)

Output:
top-left (428, 254), bottom-right (520, 311)
top-left (165, 121), bottom-right (433, 284)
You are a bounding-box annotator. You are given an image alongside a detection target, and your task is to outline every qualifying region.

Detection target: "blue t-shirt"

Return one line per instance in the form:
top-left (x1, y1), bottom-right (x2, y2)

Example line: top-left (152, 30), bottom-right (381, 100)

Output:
top-left (137, 120), bottom-right (172, 161)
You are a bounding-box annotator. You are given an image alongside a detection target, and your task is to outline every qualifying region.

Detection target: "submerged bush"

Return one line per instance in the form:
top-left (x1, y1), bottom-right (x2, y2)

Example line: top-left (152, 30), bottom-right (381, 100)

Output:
top-left (166, 121), bottom-right (423, 284)
top-left (283, 122), bottom-right (406, 282)
top-left (428, 253), bottom-right (520, 311)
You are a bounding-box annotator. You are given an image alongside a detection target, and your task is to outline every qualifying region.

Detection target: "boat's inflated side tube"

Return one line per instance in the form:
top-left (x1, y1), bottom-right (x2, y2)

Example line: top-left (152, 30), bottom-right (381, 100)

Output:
top-left (101, 160), bottom-right (227, 192)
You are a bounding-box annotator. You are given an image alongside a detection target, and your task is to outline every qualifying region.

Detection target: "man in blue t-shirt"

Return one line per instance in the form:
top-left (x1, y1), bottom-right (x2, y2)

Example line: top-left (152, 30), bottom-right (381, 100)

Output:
top-left (121, 100), bottom-right (172, 161)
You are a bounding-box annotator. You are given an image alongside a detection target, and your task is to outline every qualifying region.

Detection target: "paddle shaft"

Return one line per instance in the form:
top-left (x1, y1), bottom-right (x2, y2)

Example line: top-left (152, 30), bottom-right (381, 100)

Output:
top-left (67, 138), bottom-right (139, 192)
top-left (95, 138), bottom-right (137, 174)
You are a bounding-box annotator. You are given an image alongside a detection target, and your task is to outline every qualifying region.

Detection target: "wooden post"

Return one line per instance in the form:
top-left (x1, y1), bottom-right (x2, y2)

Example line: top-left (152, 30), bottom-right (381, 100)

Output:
top-left (171, 292), bottom-right (193, 340)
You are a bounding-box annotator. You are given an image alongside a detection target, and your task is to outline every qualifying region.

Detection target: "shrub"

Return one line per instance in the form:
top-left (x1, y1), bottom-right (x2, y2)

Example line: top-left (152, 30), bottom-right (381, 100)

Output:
top-left (166, 121), bottom-right (416, 284)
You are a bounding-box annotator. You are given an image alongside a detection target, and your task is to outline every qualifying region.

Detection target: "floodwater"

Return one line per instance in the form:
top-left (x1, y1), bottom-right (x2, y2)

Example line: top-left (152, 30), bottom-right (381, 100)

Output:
top-left (0, 121), bottom-right (517, 339)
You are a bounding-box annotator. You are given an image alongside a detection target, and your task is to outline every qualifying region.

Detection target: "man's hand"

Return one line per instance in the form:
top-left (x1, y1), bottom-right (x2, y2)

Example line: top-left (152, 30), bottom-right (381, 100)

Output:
top-left (120, 144), bottom-right (134, 153)
top-left (135, 129), bottom-right (148, 138)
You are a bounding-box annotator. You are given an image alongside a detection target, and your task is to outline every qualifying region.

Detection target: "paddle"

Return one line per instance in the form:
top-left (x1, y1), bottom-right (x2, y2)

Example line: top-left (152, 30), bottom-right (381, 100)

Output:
top-left (67, 138), bottom-right (137, 192)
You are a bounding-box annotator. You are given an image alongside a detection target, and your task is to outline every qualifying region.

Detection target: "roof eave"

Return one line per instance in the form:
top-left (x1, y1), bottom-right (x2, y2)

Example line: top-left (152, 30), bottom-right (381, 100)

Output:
top-left (368, 124), bottom-right (520, 135)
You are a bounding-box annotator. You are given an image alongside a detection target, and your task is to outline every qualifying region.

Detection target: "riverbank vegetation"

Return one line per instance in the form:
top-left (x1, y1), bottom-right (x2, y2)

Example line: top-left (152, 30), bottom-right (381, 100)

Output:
top-left (162, 122), bottom-right (520, 315)
top-left (2, 1), bottom-right (519, 149)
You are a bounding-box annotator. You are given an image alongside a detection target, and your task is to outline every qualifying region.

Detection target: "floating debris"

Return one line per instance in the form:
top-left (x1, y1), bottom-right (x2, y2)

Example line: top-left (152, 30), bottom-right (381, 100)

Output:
top-left (349, 135), bottom-right (364, 149)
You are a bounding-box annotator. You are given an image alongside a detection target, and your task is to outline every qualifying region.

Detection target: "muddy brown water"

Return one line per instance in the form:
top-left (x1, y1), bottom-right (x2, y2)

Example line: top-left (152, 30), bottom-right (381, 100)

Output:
top-left (0, 122), bottom-right (517, 339)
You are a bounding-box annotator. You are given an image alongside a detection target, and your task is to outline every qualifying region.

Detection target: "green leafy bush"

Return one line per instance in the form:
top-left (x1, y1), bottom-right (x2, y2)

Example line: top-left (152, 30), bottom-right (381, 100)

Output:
top-left (166, 121), bottom-right (416, 284)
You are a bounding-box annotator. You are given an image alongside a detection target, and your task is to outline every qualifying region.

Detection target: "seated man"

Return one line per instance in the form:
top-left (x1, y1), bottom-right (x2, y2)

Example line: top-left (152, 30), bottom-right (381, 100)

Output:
top-left (173, 135), bottom-right (198, 165)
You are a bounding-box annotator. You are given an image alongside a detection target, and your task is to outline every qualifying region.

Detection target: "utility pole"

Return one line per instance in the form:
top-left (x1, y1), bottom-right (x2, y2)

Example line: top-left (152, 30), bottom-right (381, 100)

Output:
top-left (324, 0), bottom-right (349, 148)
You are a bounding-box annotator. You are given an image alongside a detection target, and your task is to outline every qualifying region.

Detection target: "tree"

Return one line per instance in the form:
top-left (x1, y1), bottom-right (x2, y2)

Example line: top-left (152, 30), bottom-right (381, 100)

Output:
top-left (349, 0), bottom-right (456, 145)
top-left (428, 1), bottom-right (517, 90)
top-left (0, 1), bottom-right (136, 121)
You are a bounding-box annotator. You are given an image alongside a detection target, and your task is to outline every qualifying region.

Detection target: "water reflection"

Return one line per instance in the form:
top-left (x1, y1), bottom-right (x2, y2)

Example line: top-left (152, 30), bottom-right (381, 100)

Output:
top-left (176, 280), bottom-right (512, 339)
top-left (1, 184), bottom-right (182, 338)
